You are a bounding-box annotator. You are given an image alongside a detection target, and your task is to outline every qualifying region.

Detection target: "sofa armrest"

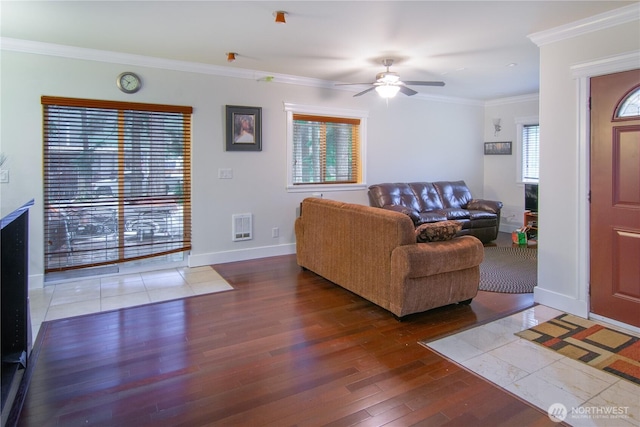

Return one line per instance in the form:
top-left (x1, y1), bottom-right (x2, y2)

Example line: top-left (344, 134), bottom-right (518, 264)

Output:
top-left (392, 236), bottom-right (484, 278)
top-left (382, 205), bottom-right (420, 224)
top-left (467, 199), bottom-right (503, 214)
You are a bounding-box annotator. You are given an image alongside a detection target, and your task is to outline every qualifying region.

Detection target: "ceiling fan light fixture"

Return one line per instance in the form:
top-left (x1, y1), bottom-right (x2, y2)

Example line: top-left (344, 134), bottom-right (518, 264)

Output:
top-left (375, 84), bottom-right (400, 98)
top-left (336, 58), bottom-right (445, 98)
top-left (377, 72), bottom-right (400, 84)
top-left (274, 11), bottom-right (287, 24)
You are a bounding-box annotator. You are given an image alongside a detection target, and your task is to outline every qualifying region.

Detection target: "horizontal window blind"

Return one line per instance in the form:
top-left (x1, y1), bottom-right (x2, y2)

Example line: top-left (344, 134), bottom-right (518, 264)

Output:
top-left (42, 96), bottom-right (192, 272)
top-left (522, 124), bottom-right (540, 182)
top-left (292, 114), bottom-right (360, 185)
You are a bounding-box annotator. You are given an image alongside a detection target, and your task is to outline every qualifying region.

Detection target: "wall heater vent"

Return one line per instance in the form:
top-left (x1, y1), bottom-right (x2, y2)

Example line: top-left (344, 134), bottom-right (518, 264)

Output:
top-left (232, 213), bottom-right (252, 241)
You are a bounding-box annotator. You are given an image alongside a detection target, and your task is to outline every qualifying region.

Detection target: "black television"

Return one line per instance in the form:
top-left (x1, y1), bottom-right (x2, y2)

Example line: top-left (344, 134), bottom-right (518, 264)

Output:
top-left (525, 183), bottom-right (538, 213)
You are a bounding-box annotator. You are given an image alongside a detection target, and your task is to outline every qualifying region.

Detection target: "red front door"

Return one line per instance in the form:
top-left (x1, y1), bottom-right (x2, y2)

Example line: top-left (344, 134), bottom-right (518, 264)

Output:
top-left (590, 69), bottom-right (640, 327)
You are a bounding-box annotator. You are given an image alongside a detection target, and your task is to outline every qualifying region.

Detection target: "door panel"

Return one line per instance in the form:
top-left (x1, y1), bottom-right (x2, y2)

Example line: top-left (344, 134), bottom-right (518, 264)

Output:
top-left (590, 69), bottom-right (640, 327)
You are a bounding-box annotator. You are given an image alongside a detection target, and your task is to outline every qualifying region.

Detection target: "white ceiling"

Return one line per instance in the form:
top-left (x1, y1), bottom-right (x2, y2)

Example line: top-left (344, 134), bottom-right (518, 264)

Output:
top-left (1, 1), bottom-right (635, 101)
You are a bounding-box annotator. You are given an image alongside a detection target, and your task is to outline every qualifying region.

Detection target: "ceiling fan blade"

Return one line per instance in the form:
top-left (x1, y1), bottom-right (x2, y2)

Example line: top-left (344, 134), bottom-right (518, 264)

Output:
top-left (398, 86), bottom-right (418, 96)
top-left (335, 82), bottom-right (375, 86)
top-left (403, 81), bottom-right (446, 87)
top-left (353, 87), bottom-right (376, 97)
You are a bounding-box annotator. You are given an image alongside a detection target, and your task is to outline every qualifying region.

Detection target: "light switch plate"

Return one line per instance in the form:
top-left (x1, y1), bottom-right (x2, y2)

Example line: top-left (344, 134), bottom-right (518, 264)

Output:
top-left (218, 168), bottom-right (233, 179)
top-left (0, 169), bottom-right (9, 183)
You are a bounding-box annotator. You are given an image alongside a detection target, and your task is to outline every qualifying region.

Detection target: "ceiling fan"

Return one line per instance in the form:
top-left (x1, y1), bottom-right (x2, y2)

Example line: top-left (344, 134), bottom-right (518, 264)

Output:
top-left (337, 59), bottom-right (445, 98)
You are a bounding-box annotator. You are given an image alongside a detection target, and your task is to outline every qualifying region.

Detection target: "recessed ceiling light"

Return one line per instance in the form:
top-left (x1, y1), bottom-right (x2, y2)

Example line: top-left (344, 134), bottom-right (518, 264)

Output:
top-left (507, 63), bottom-right (518, 67)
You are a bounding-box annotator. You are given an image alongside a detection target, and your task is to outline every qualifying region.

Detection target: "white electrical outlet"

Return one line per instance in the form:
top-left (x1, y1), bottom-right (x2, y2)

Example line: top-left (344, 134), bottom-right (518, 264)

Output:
top-left (272, 227), bottom-right (279, 238)
top-left (0, 169), bottom-right (8, 183)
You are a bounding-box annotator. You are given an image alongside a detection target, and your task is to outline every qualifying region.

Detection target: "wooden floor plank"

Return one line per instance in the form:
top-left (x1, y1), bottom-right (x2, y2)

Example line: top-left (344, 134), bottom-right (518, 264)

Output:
top-left (16, 234), bottom-right (561, 426)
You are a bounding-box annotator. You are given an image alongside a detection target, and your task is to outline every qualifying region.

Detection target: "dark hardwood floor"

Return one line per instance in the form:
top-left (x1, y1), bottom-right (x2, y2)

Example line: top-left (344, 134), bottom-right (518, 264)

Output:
top-left (16, 234), bottom-right (556, 426)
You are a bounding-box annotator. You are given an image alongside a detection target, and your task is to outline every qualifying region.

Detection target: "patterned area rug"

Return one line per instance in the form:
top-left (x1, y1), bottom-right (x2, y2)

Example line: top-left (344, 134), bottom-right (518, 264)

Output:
top-left (516, 313), bottom-right (640, 385)
top-left (479, 246), bottom-right (537, 293)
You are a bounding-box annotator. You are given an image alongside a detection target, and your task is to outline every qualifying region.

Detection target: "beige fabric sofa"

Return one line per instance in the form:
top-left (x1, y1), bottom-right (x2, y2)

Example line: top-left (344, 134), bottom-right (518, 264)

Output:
top-left (295, 198), bottom-right (484, 318)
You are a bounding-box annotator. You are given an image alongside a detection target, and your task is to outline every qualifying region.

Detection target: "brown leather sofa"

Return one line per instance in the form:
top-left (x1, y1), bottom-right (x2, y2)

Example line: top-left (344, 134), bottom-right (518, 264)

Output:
top-left (295, 197), bottom-right (484, 318)
top-left (368, 181), bottom-right (503, 243)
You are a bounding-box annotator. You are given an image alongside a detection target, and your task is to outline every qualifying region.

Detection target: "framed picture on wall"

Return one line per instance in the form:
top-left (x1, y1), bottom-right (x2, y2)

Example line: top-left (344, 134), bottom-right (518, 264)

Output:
top-left (225, 105), bottom-right (262, 151)
top-left (484, 141), bottom-right (512, 155)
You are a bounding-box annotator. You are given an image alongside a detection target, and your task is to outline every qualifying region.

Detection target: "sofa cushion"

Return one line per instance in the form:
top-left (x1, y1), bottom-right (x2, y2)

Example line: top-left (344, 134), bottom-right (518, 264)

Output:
top-left (467, 210), bottom-right (498, 228)
top-left (414, 211), bottom-right (448, 225)
top-left (468, 210), bottom-right (497, 220)
top-left (368, 183), bottom-right (423, 212)
top-left (382, 204), bottom-right (421, 223)
top-left (435, 208), bottom-right (470, 220)
top-left (433, 181), bottom-right (473, 209)
top-left (456, 218), bottom-right (472, 230)
top-left (468, 198), bottom-right (503, 214)
top-left (415, 220), bottom-right (463, 242)
top-left (408, 182), bottom-right (444, 211)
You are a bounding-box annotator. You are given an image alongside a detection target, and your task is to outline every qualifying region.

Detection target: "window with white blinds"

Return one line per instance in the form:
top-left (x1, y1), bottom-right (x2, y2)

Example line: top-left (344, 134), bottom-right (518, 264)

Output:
top-left (291, 114), bottom-right (361, 185)
top-left (42, 96), bottom-right (192, 272)
top-left (522, 124), bottom-right (540, 182)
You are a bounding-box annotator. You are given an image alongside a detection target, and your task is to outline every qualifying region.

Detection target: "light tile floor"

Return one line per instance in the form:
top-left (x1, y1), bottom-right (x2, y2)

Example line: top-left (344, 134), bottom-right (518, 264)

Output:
top-left (424, 305), bottom-right (640, 427)
top-left (28, 265), bottom-right (233, 340)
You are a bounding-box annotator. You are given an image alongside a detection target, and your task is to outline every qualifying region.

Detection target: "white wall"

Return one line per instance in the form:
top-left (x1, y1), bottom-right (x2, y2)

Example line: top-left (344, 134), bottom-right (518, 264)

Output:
top-left (483, 95), bottom-right (539, 232)
top-left (367, 98), bottom-right (485, 193)
top-left (0, 48), bottom-right (485, 286)
top-left (533, 19), bottom-right (640, 317)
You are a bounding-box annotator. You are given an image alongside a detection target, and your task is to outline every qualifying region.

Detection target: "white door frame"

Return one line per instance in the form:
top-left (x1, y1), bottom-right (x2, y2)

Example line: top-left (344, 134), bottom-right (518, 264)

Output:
top-left (571, 51), bottom-right (640, 332)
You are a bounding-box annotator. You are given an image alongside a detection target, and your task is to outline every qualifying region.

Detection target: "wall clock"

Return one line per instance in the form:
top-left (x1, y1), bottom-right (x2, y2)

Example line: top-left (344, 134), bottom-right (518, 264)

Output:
top-left (116, 72), bottom-right (141, 94)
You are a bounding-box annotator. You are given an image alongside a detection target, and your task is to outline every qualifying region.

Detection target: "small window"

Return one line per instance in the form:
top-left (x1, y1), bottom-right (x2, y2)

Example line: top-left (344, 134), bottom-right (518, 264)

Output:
top-left (616, 86), bottom-right (640, 118)
top-left (522, 124), bottom-right (540, 182)
top-left (285, 103), bottom-right (367, 192)
top-left (516, 116), bottom-right (539, 183)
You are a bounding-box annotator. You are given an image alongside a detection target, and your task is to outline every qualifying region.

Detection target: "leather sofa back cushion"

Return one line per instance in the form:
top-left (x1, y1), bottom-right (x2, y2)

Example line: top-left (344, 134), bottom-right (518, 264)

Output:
top-left (368, 183), bottom-right (422, 212)
top-left (433, 181), bottom-right (473, 209)
top-left (415, 220), bottom-right (463, 243)
top-left (408, 182), bottom-right (444, 211)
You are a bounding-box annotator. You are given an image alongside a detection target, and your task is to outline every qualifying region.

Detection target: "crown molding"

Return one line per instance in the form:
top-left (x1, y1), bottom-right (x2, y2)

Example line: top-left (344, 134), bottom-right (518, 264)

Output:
top-left (485, 93), bottom-right (539, 107)
top-left (412, 92), bottom-right (485, 106)
top-left (528, 3), bottom-right (640, 47)
top-left (1, 37), bottom-right (483, 106)
top-left (571, 50), bottom-right (640, 78)
top-left (0, 37), bottom-right (335, 88)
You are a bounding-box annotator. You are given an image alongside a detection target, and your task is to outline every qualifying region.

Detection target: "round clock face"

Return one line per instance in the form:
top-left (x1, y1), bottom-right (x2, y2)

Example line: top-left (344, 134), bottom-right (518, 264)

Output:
top-left (117, 72), bottom-right (141, 93)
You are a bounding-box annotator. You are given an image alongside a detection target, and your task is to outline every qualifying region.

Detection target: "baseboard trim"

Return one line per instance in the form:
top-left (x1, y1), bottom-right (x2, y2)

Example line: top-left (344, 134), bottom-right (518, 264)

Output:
top-left (533, 286), bottom-right (588, 318)
top-left (188, 243), bottom-right (296, 267)
top-left (28, 274), bottom-right (44, 290)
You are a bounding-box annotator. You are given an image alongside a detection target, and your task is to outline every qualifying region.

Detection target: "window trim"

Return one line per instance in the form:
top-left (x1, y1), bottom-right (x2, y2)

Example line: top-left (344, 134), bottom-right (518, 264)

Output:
top-left (284, 102), bottom-right (368, 192)
top-left (42, 96), bottom-right (193, 272)
top-left (515, 115), bottom-right (539, 184)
